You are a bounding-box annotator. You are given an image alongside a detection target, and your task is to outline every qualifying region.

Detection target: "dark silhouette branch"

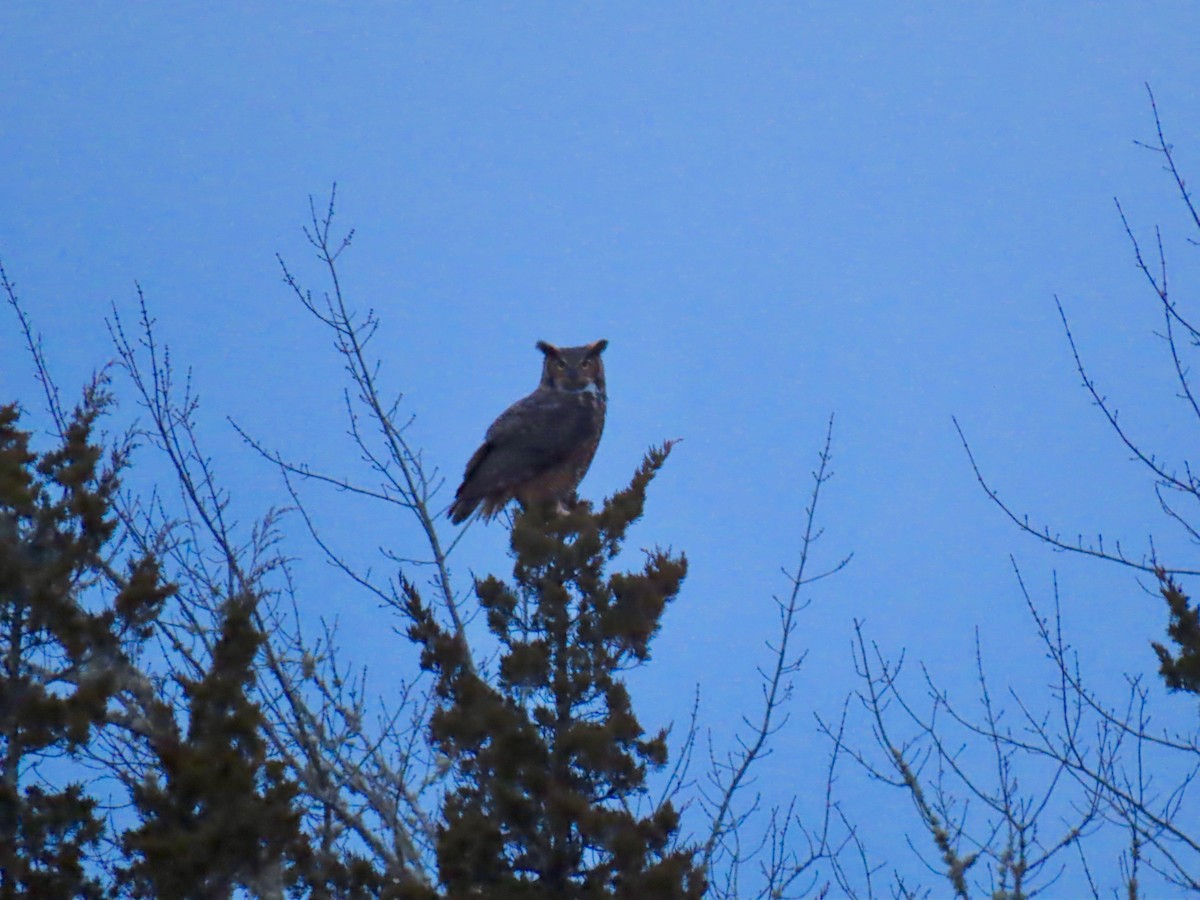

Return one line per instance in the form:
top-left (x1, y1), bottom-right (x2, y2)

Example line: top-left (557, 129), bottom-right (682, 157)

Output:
top-left (702, 413), bottom-right (853, 897)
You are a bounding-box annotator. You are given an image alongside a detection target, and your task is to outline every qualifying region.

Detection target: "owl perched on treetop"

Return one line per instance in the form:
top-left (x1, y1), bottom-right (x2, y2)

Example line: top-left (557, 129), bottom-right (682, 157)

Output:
top-left (448, 339), bottom-right (608, 524)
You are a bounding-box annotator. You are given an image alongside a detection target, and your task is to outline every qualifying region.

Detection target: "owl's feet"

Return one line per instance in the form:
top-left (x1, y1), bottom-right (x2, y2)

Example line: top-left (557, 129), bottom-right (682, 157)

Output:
top-left (521, 494), bottom-right (578, 520)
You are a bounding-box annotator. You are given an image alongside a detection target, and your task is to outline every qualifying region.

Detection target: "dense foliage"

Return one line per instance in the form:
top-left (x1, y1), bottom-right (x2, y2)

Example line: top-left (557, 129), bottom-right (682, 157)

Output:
top-left (408, 445), bottom-right (705, 898)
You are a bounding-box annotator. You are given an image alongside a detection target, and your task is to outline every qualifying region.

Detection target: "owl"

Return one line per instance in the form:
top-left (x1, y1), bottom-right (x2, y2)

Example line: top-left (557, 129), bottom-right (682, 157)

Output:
top-left (448, 339), bottom-right (608, 524)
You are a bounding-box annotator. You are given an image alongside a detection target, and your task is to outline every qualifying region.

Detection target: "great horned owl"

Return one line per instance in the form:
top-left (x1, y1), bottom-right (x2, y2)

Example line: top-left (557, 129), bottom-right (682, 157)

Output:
top-left (448, 339), bottom-right (608, 524)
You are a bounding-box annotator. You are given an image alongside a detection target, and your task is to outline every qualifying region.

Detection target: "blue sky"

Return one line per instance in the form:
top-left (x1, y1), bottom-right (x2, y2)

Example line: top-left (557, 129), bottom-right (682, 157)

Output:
top-left (5, 4), bottom-right (1200, 894)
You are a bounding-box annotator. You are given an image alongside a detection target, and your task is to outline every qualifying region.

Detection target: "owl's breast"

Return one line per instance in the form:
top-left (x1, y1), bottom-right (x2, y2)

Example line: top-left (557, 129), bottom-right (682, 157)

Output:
top-left (564, 383), bottom-right (605, 423)
top-left (579, 388), bottom-right (605, 432)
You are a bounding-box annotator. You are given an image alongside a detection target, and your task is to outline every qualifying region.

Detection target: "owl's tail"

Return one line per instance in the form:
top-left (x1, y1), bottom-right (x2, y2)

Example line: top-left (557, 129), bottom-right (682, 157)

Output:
top-left (447, 494), bottom-right (480, 525)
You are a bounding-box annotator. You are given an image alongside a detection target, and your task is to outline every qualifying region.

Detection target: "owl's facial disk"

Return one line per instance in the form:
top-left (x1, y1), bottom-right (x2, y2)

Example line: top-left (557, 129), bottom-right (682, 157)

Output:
top-left (549, 359), bottom-right (598, 392)
top-left (537, 339), bottom-right (607, 393)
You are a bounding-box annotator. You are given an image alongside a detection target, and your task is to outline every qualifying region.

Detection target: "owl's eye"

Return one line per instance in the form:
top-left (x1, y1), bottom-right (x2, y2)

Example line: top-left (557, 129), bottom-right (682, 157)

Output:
top-left (581, 359), bottom-right (592, 369)
top-left (555, 359), bottom-right (567, 370)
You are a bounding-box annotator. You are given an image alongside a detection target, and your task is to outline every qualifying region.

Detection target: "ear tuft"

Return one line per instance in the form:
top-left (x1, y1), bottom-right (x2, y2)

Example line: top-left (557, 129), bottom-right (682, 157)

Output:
top-left (588, 339), bottom-right (609, 356)
top-left (536, 340), bottom-right (559, 356)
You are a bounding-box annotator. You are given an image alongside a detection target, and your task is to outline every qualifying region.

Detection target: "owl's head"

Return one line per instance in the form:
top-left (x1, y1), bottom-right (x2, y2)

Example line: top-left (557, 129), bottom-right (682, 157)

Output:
top-left (536, 339), bottom-right (608, 393)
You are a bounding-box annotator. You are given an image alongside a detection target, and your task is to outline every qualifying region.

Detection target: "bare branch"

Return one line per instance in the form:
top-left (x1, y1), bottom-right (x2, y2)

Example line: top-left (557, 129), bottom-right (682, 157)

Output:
top-left (1, 258), bottom-right (66, 434)
top-left (702, 413), bottom-right (852, 893)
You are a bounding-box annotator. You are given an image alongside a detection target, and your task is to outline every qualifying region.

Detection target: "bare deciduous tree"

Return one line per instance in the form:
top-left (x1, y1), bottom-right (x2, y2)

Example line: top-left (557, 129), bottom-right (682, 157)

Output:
top-left (845, 86), bottom-right (1200, 898)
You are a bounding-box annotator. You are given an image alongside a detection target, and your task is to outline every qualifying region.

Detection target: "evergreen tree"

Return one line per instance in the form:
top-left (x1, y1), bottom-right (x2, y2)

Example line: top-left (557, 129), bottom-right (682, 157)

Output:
top-left (1152, 568), bottom-right (1200, 696)
top-left (0, 384), bottom-right (172, 899)
top-left (408, 444), bottom-right (705, 899)
top-left (298, 847), bottom-right (439, 900)
top-left (119, 590), bottom-right (307, 899)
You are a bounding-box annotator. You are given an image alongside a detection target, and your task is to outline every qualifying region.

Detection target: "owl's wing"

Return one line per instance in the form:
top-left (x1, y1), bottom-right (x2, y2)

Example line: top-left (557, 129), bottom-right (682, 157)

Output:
top-left (462, 390), bottom-right (597, 493)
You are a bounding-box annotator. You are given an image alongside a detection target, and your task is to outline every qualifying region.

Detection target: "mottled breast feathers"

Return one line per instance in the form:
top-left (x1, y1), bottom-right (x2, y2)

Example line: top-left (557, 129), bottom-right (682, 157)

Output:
top-left (448, 339), bottom-right (608, 524)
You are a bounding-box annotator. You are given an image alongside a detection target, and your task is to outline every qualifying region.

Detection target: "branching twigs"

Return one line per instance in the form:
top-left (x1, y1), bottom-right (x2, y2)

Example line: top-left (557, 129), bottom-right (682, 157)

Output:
top-left (953, 89), bottom-right (1200, 580)
top-left (941, 85), bottom-right (1200, 894)
top-left (656, 686), bottom-right (701, 817)
top-left (701, 413), bottom-right (853, 897)
top-left (992, 568), bottom-right (1200, 890)
top-left (106, 284), bottom-right (440, 883)
top-left (777, 701), bottom-right (868, 899)
top-left (1053, 293), bottom-right (1199, 504)
top-left (251, 186), bottom-right (469, 643)
top-left (840, 624), bottom-right (977, 899)
top-left (97, 187), bottom-right (478, 883)
top-left (953, 410), bottom-right (1200, 577)
top-left (1, 258), bottom-right (65, 435)
top-left (837, 613), bottom-right (1104, 899)
top-left (952, 414), bottom-right (1195, 577)
top-left (842, 556), bottom-right (1200, 895)
top-left (1134, 83), bottom-right (1200, 239)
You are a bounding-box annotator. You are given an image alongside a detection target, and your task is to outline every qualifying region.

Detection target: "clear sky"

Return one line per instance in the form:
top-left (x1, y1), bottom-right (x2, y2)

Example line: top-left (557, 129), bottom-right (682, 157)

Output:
top-left (4, 3), bottom-right (1200, 895)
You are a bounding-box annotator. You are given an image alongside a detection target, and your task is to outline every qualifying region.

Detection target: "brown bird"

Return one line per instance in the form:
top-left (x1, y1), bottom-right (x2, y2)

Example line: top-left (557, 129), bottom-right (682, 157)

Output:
top-left (448, 339), bottom-right (608, 524)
